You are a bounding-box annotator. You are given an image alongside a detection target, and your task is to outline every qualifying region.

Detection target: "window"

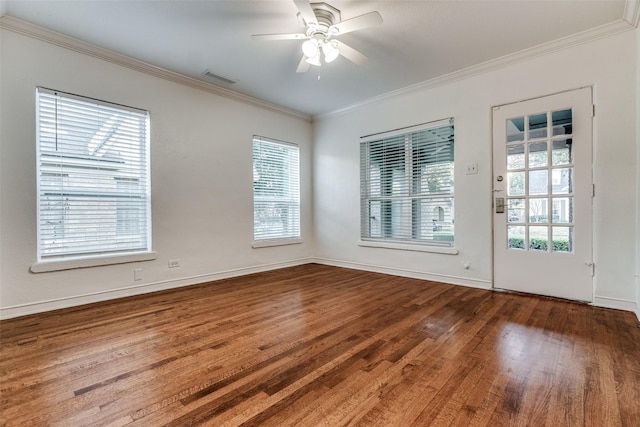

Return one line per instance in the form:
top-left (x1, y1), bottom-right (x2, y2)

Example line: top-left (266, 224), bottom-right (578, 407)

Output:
top-left (252, 136), bottom-right (300, 244)
top-left (35, 88), bottom-right (151, 264)
top-left (360, 119), bottom-right (454, 247)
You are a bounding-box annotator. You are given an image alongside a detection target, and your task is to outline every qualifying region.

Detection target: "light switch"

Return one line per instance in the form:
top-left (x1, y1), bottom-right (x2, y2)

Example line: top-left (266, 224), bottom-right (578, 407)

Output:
top-left (465, 163), bottom-right (478, 175)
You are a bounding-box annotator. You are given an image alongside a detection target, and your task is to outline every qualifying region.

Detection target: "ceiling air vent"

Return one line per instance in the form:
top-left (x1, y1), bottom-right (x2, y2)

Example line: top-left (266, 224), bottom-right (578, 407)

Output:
top-left (201, 70), bottom-right (236, 85)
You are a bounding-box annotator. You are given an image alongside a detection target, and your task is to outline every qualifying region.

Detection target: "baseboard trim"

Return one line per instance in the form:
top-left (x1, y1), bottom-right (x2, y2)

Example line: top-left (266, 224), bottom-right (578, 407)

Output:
top-left (4, 259), bottom-right (637, 322)
top-left (312, 257), bottom-right (492, 290)
top-left (593, 295), bottom-right (640, 321)
top-left (0, 258), bottom-right (313, 320)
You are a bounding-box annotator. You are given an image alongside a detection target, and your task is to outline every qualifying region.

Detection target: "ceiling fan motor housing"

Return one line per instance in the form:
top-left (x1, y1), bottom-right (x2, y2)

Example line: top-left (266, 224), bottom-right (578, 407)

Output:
top-left (303, 2), bottom-right (341, 38)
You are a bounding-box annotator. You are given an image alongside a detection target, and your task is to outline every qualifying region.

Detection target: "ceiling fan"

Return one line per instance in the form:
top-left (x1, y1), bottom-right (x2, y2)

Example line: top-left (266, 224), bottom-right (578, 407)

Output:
top-left (252, 0), bottom-right (383, 73)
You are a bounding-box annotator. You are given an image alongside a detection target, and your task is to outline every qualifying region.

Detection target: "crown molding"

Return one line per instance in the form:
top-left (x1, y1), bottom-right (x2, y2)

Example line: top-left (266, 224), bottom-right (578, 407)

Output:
top-left (0, 15), bottom-right (311, 122)
top-left (623, 0), bottom-right (640, 27)
top-left (318, 18), bottom-right (634, 120)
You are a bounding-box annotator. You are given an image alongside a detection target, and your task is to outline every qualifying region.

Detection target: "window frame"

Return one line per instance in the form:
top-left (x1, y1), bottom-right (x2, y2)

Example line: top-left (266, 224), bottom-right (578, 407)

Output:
top-left (359, 118), bottom-right (456, 252)
top-left (252, 135), bottom-right (301, 248)
top-left (31, 88), bottom-right (155, 272)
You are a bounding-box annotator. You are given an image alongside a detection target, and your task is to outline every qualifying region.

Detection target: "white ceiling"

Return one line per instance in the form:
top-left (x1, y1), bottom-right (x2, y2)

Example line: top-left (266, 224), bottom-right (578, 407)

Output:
top-left (2, 0), bottom-right (629, 116)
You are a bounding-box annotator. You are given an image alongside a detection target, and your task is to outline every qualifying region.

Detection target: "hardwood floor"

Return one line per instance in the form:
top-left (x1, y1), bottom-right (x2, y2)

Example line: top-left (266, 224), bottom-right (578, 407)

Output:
top-left (1, 264), bottom-right (639, 426)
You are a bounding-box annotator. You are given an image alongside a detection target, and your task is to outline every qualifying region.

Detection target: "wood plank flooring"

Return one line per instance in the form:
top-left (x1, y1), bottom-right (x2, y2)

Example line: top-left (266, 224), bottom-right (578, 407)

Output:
top-left (1, 264), bottom-right (639, 426)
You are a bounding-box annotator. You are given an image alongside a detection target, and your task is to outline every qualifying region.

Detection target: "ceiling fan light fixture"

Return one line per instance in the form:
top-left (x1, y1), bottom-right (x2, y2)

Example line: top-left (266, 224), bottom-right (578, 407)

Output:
top-left (305, 55), bottom-right (321, 66)
top-left (322, 40), bottom-right (339, 63)
top-left (301, 38), bottom-right (319, 58)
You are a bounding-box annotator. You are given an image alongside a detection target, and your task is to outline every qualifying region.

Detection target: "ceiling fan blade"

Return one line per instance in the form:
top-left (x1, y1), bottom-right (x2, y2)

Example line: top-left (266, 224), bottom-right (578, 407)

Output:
top-left (335, 40), bottom-right (368, 65)
top-left (330, 11), bottom-right (382, 35)
top-left (296, 56), bottom-right (311, 73)
top-left (252, 33), bottom-right (307, 41)
top-left (293, 0), bottom-right (318, 27)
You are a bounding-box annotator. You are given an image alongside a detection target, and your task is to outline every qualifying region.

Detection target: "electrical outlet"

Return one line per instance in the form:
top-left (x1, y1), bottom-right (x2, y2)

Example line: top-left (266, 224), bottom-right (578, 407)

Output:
top-left (465, 163), bottom-right (478, 175)
top-left (134, 268), bottom-right (143, 281)
top-left (168, 259), bottom-right (180, 268)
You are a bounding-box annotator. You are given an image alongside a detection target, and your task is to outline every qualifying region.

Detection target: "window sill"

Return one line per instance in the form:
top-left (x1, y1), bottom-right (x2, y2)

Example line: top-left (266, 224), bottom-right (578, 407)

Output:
top-left (31, 251), bottom-right (158, 273)
top-left (358, 240), bottom-right (459, 255)
top-left (252, 238), bottom-right (303, 249)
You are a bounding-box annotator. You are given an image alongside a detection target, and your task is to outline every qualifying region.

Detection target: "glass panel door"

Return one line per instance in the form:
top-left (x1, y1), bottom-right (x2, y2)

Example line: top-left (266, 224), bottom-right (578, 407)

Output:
top-left (492, 88), bottom-right (593, 302)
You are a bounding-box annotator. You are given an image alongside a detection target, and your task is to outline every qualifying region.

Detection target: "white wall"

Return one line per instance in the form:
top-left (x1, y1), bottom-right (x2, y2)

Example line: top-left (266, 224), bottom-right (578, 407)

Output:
top-left (313, 29), bottom-right (638, 309)
top-left (0, 28), bottom-right (313, 318)
top-left (636, 24), bottom-right (640, 320)
top-left (1, 20), bottom-right (638, 320)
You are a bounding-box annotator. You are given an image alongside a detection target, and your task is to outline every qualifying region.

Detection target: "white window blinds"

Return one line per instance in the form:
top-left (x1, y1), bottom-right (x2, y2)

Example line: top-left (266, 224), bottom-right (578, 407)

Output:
top-left (36, 88), bottom-right (151, 261)
top-left (360, 119), bottom-right (455, 246)
top-left (252, 136), bottom-right (300, 242)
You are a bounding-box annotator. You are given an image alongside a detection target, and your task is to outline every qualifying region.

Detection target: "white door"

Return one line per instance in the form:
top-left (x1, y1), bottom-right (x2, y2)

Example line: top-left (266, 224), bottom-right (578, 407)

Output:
top-left (492, 88), bottom-right (593, 301)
